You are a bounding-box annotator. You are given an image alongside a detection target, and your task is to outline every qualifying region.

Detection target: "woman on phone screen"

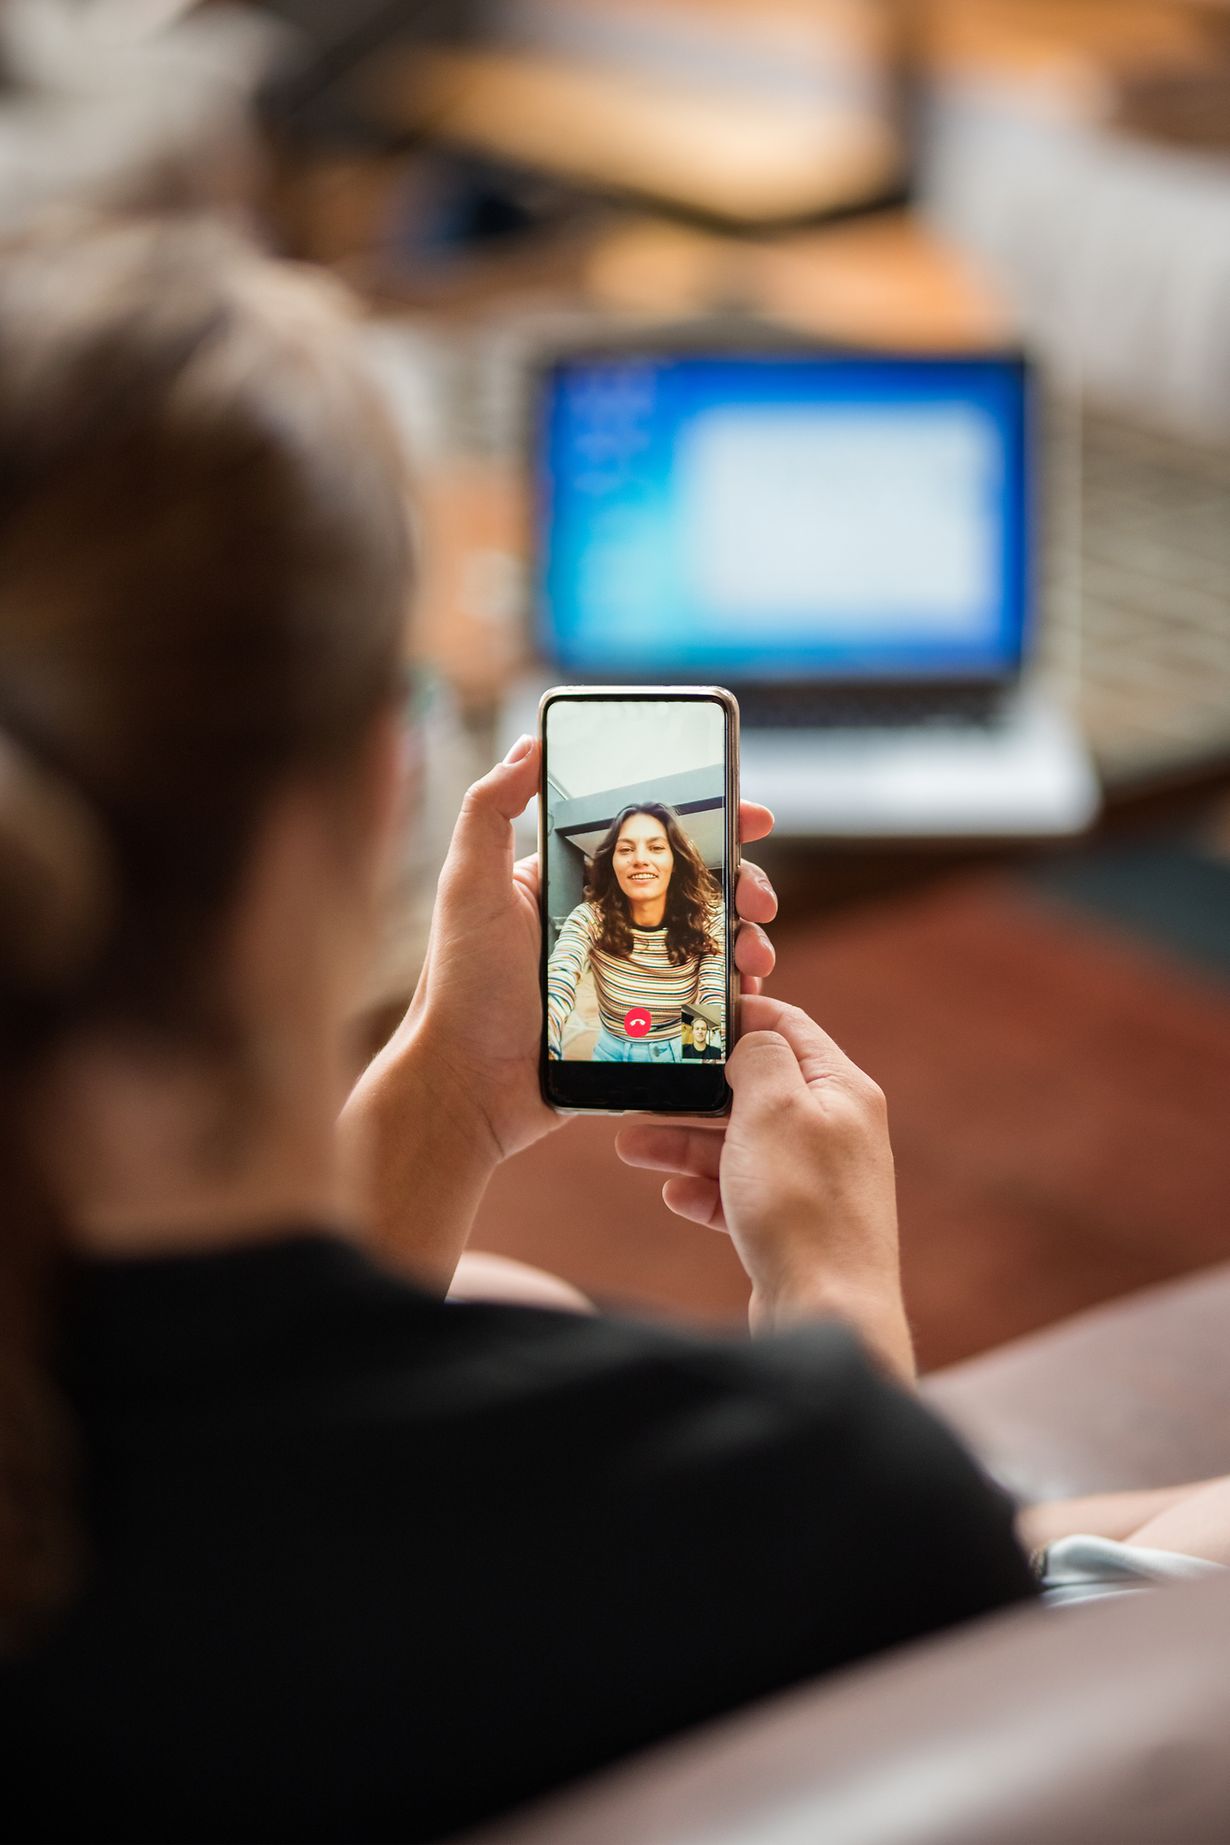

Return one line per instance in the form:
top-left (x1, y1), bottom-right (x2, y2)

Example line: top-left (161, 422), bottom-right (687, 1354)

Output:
top-left (546, 802), bottom-right (725, 1063)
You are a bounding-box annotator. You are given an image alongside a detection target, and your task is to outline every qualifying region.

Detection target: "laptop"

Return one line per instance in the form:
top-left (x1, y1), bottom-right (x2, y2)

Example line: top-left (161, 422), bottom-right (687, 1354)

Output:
top-left (506, 344), bottom-right (1099, 838)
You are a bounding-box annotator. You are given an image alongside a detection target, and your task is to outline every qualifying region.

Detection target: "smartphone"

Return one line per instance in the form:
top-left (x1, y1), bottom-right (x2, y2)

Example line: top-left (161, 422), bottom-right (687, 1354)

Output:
top-left (539, 686), bottom-right (740, 1115)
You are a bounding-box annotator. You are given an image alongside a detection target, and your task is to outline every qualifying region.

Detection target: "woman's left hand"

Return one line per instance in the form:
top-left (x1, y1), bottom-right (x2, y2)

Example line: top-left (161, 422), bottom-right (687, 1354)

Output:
top-left (395, 734), bottom-right (778, 1164)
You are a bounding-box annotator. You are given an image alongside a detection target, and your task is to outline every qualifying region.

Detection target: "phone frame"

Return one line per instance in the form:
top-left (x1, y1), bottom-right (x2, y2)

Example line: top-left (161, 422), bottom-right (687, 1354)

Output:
top-left (538, 685), bottom-right (741, 1116)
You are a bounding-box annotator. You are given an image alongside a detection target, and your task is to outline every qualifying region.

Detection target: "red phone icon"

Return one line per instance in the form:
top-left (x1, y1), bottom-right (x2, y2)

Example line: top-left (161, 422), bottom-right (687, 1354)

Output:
top-left (624, 1007), bottom-right (651, 1039)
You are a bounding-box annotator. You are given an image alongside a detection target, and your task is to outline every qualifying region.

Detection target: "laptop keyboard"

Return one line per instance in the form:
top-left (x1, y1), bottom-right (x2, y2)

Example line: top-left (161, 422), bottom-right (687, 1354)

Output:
top-left (738, 686), bottom-right (1009, 732)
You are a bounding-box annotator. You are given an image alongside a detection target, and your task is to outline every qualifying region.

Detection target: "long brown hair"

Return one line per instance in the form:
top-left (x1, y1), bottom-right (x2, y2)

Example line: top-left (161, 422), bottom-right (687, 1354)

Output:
top-left (0, 217), bottom-right (412, 1648)
top-left (585, 802), bottom-right (720, 965)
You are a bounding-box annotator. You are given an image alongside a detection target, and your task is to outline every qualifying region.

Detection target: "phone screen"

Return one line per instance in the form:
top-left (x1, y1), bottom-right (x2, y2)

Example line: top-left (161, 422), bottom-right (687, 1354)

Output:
top-left (540, 688), bottom-right (736, 1115)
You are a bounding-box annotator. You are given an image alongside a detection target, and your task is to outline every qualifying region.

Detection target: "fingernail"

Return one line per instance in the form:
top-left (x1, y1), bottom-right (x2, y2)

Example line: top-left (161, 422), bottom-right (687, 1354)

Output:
top-left (503, 734), bottom-right (533, 765)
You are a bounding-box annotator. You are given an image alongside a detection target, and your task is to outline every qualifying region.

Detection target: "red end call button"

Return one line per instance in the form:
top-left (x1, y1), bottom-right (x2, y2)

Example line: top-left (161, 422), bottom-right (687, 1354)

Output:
top-left (623, 1007), bottom-right (651, 1039)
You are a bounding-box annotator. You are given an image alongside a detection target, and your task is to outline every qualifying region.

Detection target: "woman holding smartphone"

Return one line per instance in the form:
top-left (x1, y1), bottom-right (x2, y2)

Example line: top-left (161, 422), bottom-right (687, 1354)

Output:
top-left (546, 801), bottom-right (725, 1063)
top-left (0, 219), bottom-right (1042, 1844)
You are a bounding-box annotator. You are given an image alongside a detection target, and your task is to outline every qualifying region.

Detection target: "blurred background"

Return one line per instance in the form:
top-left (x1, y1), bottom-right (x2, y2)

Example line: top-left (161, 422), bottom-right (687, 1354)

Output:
top-left (13, 0), bottom-right (1229, 1367)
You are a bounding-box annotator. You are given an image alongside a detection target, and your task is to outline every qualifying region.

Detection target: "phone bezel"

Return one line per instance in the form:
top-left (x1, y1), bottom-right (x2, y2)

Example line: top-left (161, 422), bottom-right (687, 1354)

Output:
top-left (538, 686), bottom-right (740, 1116)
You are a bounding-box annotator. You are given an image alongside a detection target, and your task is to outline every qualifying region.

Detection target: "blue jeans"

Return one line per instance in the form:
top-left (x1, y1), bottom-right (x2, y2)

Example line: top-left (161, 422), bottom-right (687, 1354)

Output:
top-left (592, 1025), bottom-right (682, 1063)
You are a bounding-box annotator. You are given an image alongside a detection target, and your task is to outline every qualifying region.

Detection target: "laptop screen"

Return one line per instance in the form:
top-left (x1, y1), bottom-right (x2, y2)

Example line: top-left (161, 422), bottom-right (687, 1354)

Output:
top-left (536, 351), bottom-right (1031, 682)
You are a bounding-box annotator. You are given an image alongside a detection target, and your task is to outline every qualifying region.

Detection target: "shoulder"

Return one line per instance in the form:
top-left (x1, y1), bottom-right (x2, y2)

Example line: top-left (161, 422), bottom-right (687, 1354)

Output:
top-left (560, 901), bottom-right (601, 938)
top-left (441, 1306), bottom-right (1030, 1588)
top-left (435, 1297), bottom-right (873, 1451)
top-left (436, 1300), bottom-right (893, 1471)
top-left (228, 1256), bottom-right (881, 1465)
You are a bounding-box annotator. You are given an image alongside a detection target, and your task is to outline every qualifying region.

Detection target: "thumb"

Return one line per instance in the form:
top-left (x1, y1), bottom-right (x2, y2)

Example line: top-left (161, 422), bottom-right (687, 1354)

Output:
top-left (443, 736), bottom-right (538, 892)
top-left (726, 1028), bottom-right (806, 1119)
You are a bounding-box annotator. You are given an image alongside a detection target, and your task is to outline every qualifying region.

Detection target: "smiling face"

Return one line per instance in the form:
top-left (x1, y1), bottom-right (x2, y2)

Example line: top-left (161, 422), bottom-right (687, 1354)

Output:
top-left (691, 1018), bottom-right (709, 1050)
top-left (613, 811), bottom-right (675, 906)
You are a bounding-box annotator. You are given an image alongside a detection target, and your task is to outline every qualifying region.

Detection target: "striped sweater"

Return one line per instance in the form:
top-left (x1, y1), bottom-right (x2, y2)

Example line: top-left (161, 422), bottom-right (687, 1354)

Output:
top-left (546, 900), bottom-right (726, 1053)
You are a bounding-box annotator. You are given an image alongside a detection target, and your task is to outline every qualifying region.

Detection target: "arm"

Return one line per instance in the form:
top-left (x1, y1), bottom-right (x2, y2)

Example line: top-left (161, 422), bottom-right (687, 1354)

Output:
top-left (545, 905), bottom-right (596, 1057)
top-left (1019, 1478), bottom-right (1228, 1556)
top-left (340, 737), bottom-right (780, 1291)
top-left (617, 995), bottom-right (913, 1385)
top-left (339, 1025), bottom-right (501, 1292)
top-left (338, 738), bottom-right (553, 1293)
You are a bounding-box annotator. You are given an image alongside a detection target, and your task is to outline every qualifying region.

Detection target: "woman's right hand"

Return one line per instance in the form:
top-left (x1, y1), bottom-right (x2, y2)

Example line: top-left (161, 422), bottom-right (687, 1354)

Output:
top-left (616, 995), bottom-right (912, 1382)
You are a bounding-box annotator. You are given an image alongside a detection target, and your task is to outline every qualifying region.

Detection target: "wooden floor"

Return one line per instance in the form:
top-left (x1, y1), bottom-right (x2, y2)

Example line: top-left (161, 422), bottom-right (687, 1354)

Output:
top-left (470, 863), bottom-right (1230, 1372)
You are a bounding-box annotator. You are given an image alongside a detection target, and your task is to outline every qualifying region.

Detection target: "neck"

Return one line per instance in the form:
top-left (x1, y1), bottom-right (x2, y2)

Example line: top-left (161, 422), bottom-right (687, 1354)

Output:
top-left (628, 894), bottom-right (666, 928)
top-left (39, 1028), bottom-right (352, 1260)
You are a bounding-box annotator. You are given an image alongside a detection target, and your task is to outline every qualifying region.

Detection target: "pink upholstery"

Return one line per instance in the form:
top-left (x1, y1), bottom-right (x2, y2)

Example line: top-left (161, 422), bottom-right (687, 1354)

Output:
top-left (926, 1260), bottom-right (1230, 1502)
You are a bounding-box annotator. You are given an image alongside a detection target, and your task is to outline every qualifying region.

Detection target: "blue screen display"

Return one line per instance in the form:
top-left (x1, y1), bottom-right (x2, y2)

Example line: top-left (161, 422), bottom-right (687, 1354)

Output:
top-left (537, 352), bottom-right (1031, 680)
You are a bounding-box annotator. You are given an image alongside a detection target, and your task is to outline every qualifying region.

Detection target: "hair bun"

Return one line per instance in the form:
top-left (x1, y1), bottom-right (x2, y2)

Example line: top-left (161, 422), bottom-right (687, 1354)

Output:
top-left (0, 733), bottom-right (114, 998)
